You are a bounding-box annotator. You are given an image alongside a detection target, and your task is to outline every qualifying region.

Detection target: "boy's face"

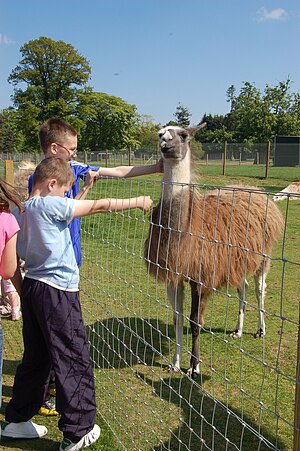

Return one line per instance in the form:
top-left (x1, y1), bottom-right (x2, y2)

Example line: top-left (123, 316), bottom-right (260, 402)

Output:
top-left (50, 134), bottom-right (78, 161)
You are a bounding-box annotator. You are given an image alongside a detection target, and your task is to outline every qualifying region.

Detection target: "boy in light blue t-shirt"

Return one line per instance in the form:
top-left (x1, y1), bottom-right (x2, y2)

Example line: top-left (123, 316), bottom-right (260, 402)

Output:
top-left (2, 157), bottom-right (152, 451)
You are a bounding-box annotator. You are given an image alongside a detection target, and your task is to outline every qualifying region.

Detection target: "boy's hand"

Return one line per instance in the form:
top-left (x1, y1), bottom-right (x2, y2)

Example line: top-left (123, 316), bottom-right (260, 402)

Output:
top-left (75, 170), bottom-right (99, 200)
top-left (85, 170), bottom-right (99, 186)
top-left (137, 196), bottom-right (152, 212)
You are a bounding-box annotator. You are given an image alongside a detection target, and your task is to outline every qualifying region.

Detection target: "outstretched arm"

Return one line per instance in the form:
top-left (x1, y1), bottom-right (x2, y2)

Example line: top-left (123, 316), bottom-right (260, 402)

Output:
top-left (72, 196), bottom-right (152, 218)
top-left (96, 160), bottom-right (163, 179)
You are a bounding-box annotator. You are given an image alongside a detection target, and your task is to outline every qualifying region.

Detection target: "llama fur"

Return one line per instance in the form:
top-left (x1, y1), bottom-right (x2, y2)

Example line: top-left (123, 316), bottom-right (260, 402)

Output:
top-left (144, 125), bottom-right (284, 378)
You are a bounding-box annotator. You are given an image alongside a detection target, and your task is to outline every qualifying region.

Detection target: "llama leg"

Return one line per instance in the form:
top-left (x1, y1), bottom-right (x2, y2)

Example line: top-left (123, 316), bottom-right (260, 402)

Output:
top-left (231, 279), bottom-right (249, 339)
top-left (254, 260), bottom-right (270, 338)
top-left (167, 282), bottom-right (184, 372)
top-left (187, 281), bottom-right (206, 379)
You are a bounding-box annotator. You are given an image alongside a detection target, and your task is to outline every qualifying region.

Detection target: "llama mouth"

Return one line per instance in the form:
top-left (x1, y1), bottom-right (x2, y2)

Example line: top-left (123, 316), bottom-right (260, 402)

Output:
top-left (161, 146), bottom-right (175, 154)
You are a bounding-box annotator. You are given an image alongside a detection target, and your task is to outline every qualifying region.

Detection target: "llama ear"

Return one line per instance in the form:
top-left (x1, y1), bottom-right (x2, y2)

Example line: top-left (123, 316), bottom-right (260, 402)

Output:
top-left (187, 122), bottom-right (206, 137)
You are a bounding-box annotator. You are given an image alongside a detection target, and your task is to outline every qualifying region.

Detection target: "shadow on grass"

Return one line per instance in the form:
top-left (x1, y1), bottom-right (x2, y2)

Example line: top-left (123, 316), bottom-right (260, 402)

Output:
top-left (87, 316), bottom-right (287, 451)
top-left (144, 372), bottom-right (288, 451)
top-left (87, 316), bottom-right (178, 371)
top-left (0, 436), bottom-right (59, 450)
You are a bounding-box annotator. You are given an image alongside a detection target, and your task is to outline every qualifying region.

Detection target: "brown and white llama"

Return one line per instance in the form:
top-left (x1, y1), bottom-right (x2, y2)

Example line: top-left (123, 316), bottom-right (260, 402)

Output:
top-left (144, 124), bottom-right (284, 378)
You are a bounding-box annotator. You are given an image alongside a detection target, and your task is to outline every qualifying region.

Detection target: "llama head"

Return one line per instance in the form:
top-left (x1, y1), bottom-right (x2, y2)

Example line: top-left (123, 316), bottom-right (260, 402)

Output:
top-left (158, 123), bottom-right (206, 161)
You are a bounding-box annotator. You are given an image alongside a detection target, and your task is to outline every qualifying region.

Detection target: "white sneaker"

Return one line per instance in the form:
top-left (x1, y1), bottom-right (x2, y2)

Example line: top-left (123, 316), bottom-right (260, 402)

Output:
top-left (1, 420), bottom-right (48, 438)
top-left (59, 424), bottom-right (101, 450)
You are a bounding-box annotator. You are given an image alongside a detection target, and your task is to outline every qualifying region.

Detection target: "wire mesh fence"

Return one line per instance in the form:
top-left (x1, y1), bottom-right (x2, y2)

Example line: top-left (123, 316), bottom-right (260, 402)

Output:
top-left (1, 155), bottom-right (299, 450)
top-left (79, 177), bottom-right (299, 451)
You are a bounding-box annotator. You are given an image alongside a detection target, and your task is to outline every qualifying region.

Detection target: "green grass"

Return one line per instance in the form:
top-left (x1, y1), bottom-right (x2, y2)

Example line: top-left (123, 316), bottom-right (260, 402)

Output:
top-left (1, 165), bottom-right (299, 450)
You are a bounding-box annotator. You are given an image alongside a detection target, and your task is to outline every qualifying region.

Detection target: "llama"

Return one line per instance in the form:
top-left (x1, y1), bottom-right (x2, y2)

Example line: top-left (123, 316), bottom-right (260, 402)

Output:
top-left (144, 124), bottom-right (284, 378)
top-left (273, 181), bottom-right (300, 202)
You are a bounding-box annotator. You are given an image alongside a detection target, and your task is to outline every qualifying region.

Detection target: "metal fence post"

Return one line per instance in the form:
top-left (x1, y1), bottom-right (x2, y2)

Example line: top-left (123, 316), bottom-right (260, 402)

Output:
top-left (222, 141), bottom-right (227, 175)
top-left (265, 141), bottom-right (271, 178)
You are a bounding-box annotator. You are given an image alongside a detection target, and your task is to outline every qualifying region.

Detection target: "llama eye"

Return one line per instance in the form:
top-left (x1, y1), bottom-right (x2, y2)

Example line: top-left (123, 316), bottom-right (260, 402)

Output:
top-left (179, 132), bottom-right (188, 142)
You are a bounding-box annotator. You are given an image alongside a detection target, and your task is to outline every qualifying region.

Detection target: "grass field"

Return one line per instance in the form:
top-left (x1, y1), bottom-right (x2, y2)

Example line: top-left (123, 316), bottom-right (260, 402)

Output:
top-left (0, 163), bottom-right (299, 450)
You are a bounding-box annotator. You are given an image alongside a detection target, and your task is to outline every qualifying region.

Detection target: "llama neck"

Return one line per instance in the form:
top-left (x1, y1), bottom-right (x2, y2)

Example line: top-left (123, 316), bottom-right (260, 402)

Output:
top-left (158, 153), bottom-right (191, 231)
top-left (162, 152), bottom-right (191, 199)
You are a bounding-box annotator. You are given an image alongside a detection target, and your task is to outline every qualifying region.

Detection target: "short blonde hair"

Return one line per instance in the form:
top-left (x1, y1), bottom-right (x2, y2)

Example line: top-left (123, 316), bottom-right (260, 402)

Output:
top-left (39, 118), bottom-right (77, 153)
top-left (32, 157), bottom-right (75, 188)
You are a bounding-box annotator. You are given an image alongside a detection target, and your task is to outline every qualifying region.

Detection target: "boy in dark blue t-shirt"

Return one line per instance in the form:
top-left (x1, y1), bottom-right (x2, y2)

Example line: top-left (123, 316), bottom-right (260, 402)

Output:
top-left (29, 118), bottom-right (162, 267)
top-left (29, 118), bottom-right (163, 416)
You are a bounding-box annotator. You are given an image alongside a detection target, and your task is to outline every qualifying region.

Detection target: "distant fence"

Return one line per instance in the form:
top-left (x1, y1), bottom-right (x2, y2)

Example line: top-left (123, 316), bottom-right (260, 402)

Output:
top-left (0, 141), bottom-right (275, 172)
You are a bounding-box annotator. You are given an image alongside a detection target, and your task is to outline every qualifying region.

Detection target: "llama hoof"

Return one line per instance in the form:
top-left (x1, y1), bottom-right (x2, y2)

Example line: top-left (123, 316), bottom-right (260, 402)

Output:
top-left (230, 330), bottom-right (241, 339)
top-left (166, 364), bottom-right (180, 373)
top-left (187, 368), bottom-right (199, 379)
top-left (254, 328), bottom-right (265, 338)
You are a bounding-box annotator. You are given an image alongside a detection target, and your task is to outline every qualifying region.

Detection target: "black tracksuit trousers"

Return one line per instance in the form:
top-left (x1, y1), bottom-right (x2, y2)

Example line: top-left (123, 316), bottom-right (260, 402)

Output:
top-left (5, 278), bottom-right (96, 442)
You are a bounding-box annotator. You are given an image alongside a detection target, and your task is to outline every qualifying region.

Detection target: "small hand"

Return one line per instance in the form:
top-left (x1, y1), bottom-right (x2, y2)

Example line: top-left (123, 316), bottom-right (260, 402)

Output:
top-left (85, 170), bottom-right (99, 186)
top-left (138, 196), bottom-right (152, 212)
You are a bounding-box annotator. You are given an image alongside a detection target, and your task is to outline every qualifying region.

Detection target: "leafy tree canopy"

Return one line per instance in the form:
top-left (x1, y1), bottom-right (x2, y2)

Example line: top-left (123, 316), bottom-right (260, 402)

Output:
top-left (9, 36), bottom-right (91, 113)
top-left (133, 115), bottom-right (160, 156)
top-left (77, 91), bottom-right (138, 152)
top-left (230, 79), bottom-right (300, 142)
top-left (7, 36), bottom-right (92, 150)
top-left (0, 108), bottom-right (24, 153)
top-left (198, 79), bottom-right (300, 145)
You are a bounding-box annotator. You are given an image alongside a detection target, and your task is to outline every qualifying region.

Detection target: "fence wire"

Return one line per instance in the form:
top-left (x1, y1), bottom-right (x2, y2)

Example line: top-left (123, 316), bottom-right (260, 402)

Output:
top-left (79, 177), bottom-right (299, 451)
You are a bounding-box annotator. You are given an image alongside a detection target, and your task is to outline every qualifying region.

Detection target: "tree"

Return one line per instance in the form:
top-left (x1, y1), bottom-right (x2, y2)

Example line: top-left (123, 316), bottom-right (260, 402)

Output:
top-left (9, 36), bottom-right (91, 111)
top-left (226, 85), bottom-right (236, 112)
top-left (230, 81), bottom-right (274, 143)
top-left (173, 103), bottom-right (191, 127)
top-left (0, 108), bottom-right (24, 154)
top-left (77, 91), bottom-right (138, 153)
top-left (196, 113), bottom-right (229, 143)
top-left (230, 79), bottom-right (300, 143)
top-left (263, 79), bottom-right (300, 136)
top-left (8, 36), bottom-right (91, 150)
top-left (133, 116), bottom-right (160, 156)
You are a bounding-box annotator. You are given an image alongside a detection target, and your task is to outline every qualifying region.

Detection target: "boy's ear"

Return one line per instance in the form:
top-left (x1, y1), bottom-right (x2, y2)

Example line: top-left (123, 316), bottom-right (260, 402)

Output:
top-left (49, 143), bottom-right (58, 155)
top-left (48, 178), bottom-right (57, 190)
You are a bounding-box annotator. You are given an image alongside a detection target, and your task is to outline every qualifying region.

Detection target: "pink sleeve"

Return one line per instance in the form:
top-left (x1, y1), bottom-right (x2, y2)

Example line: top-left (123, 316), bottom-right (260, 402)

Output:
top-left (0, 212), bottom-right (20, 258)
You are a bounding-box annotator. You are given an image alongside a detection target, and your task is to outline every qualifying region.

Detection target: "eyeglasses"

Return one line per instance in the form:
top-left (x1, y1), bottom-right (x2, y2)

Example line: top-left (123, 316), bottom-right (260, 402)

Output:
top-left (55, 142), bottom-right (77, 157)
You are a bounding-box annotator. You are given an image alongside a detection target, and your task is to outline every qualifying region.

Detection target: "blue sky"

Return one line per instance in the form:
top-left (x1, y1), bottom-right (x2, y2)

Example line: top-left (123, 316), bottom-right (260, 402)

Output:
top-left (1, 0), bottom-right (300, 126)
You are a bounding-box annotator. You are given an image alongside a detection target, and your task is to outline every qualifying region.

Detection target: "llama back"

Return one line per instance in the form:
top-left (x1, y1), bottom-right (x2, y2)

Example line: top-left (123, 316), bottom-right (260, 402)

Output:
top-left (144, 188), bottom-right (284, 289)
